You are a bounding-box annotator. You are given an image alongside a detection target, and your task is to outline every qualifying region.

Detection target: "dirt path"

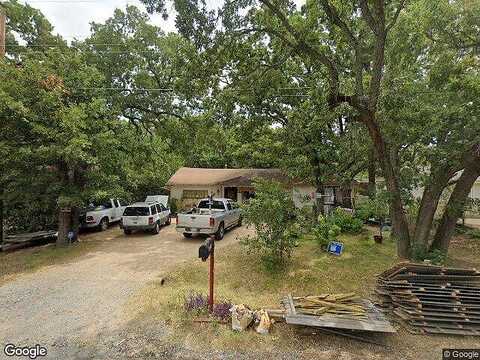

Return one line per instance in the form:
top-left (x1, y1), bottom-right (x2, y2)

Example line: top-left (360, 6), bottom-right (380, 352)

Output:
top-left (0, 224), bottom-right (251, 359)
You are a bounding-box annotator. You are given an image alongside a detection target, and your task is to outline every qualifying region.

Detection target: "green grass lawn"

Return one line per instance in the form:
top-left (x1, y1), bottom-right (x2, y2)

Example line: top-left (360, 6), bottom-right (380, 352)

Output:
top-left (128, 226), bottom-right (480, 358)
top-left (129, 228), bottom-right (399, 349)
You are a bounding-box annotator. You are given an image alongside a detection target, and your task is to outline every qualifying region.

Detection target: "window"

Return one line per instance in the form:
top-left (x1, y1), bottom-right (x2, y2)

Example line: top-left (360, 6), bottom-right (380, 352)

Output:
top-left (160, 204), bottom-right (166, 211)
top-left (197, 200), bottom-right (225, 210)
top-left (156, 204), bottom-right (162, 213)
top-left (123, 207), bottom-right (149, 216)
top-left (114, 200), bottom-right (120, 208)
top-left (226, 202), bottom-right (232, 210)
top-left (151, 205), bottom-right (157, 215)
top-left (183, 190), bottom-right (209, 199)
top-left (87, 200), bottom-right (112, 211)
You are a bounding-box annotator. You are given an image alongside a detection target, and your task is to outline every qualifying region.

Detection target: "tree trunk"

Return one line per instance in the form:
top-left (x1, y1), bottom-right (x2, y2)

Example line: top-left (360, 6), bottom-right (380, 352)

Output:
top-left (367, 146), bottom-right (376, 199)
top-left (0, 195), bottom-right (4, 246)
top-left (312, 149), bottom-right (324, 218)
top-left (362, 112), bottom-right (410, 258)
top-left (413, 182), bottom-right (445, 249)
top-left (71, 206), bottom-right (80, 242)
top-left (57, 207), bottom-right (71, 246)
top-left (431, 165), bottom-right (480, 253)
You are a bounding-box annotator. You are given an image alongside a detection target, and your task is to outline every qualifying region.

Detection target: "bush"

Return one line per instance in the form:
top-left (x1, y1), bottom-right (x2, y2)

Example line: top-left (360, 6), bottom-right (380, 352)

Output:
top-left (183, 292), bottom-right (232, 322)
top-left (330, 208), bottom-right (363, 234)
top-left (313, 215), bottom-right (341, 249)
top-left (168, 198), bottom-right (179, 215)
top-left (354, 192), bottom-right (389, 223)
top-left (241, 179), bottom-right (298, 269)
top-left (467, 228), bottom-right (480, 240)
top-left (184, 292), bottom-right (208, 315)
top-left (411, 244), bottom-right (446, 265)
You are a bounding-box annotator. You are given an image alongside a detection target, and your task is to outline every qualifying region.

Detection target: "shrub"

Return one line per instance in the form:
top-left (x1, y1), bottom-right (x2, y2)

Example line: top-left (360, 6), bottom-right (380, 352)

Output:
top-left (330, 208), bottom-right (363, 234)
top-left (467, 228), bottom-right (480, 240)
top-left (313, 215), bottom-right (341, 249)
top-left (184, 292), bottom-right (208, 314)
top-left (354, 192), bottom-right (389, 223)
top-left (212, 301), bottom-right (233, 322)
top-left (411, 244), bottom-right (446, 265)
top-left (168, 199), bottom-right (179, 215)
top-left (184, 292), bottom-right (233, 322)
top-left (241, 179), bottom-right (298, 269)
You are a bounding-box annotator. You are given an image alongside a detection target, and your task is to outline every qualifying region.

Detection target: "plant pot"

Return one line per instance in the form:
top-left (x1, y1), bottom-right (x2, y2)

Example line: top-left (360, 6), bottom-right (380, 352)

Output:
top-left (374, 235), bottom-right (383, 244)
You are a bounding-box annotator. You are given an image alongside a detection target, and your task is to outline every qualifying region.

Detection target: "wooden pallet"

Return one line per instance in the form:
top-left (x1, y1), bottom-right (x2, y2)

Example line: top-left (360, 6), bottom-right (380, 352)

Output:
top-left (283, 294), bottom-right (396, 333)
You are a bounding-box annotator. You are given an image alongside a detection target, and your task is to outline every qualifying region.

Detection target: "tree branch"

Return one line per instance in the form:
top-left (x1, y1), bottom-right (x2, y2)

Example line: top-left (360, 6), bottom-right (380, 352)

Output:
top-left (359, 0), bottom-right (377, 34)
top-left (386, 0), bottom-right (406, 32)
top-left (319, 0), bottom-right (364, 96)
top-left (319, 0), bottom-right (357, 46)
top-left (257, 0), bottom-right (340, 103)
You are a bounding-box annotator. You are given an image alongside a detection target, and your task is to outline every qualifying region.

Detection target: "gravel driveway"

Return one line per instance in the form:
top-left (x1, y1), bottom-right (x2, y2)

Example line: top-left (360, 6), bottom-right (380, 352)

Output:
top-left (0, 224), bottom-right (251, 359)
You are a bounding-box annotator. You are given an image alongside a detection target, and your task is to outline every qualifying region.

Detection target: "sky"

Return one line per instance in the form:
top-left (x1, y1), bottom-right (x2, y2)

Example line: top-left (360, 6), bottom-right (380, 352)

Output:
top-left (22, 0), bottom-right (179, 38)
top-left (22, 0), bottom-right (304, 40)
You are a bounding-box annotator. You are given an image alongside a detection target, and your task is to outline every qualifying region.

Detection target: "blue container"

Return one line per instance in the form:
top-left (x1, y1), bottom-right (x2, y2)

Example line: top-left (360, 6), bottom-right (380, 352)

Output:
top-left (328, 241), bottom-right (344, 256)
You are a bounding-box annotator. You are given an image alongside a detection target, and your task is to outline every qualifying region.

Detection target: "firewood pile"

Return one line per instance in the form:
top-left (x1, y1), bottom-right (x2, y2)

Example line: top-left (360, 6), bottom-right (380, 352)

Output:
top-left (292, 293), bottom-right (367, 318)
top-left (376, 262), bottom-right (480, 336)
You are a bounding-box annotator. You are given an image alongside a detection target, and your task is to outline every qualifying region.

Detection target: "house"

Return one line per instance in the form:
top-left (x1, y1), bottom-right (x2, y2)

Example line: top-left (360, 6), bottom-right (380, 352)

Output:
top-left (166, 167), bottom-right (355, 211)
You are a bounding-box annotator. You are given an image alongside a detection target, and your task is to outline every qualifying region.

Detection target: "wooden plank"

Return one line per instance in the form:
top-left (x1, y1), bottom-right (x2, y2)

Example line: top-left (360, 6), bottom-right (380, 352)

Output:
top-left (285, 300), bottom-right (395, 333)
top-left (5, 231), bottom-right (57, 244)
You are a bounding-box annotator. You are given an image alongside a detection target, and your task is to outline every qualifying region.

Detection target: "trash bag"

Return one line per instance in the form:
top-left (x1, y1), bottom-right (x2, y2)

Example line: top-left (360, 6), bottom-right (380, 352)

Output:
top-left (230, 304), bottom-right (254, 331)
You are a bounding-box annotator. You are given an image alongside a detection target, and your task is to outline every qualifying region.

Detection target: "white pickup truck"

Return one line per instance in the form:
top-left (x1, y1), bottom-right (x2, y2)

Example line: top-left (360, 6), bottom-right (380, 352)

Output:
top-left (176, 198), bottom-right (242, 240)
top-left (80, 199), bottom-right (127, 231)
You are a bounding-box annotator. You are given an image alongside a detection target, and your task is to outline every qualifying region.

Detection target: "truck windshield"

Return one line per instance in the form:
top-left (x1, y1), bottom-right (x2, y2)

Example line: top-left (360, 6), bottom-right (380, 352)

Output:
top-left (87, 201), bottom-right (112, 211)
top-left (123, 207), bottom-right (150, 216)
top-left (197, 200), bottom-right (225, 210)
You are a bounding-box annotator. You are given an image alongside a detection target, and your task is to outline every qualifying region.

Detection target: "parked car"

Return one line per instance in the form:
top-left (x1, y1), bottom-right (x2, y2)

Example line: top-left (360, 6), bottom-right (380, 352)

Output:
top-left (176, 198), bottom-right (242, 240)
top-left (80, 199), bottom-right (127, 231)
top-left (121, 201), bottom-right (171, 235)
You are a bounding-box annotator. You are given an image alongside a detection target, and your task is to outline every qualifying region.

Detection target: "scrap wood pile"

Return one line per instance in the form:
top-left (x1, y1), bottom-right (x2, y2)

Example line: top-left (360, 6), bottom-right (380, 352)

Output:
top-left (292, 293), bottom-right (367, 319)
top-left (376, 262), bottom-right (480, 336)
top-left (278, 293), bottom-right (395, 333)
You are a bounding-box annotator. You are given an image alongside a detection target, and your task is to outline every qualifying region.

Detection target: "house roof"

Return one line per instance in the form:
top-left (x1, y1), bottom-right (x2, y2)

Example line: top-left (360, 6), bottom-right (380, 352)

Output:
top-left (166, 167), bottom-right (290, 186)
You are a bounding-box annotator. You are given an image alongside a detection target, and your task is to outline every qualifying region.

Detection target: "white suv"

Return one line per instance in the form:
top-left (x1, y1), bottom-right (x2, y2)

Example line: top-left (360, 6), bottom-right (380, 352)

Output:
top-left (121, 202), bottom-right (171, 235)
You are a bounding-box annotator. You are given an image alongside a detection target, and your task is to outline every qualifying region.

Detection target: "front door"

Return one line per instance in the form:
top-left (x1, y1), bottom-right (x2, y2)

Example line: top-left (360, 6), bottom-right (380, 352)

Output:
top-left (224, 187), bottom-right (238, 201)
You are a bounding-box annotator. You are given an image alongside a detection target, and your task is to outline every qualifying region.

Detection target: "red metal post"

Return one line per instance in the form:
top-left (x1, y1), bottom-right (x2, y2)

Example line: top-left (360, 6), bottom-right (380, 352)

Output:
top-left (208, 239), bottom-right (215, 313)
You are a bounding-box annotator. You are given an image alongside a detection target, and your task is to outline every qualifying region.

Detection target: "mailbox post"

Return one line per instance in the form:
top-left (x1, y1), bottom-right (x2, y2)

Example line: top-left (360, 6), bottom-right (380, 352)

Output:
top-left (199, 236), bottom-right (215, 313)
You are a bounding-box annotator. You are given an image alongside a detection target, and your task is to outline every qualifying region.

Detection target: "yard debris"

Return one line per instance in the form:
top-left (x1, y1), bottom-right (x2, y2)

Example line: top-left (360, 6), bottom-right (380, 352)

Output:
top-left (230, 304), bottom-right (254, 331)
top-left (376, 262), bottom-right (480, 336)
top-left (255, 310), bottom-right (271, 334)
top-left (292, 293), bottom-right (366, 317)
top-left (282, 293), bottom-right (395, 333)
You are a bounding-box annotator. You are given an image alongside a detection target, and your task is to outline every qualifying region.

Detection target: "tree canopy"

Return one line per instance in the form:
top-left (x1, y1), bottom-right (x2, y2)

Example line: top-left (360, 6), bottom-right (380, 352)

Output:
top-left (1, 0), bottom-right (478, 256)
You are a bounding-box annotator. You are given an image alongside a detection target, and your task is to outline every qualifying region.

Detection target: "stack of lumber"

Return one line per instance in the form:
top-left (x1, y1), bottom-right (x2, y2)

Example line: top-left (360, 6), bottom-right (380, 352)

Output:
top-left (376, 262), bottom-right (480, 335)
top-left (293, 293), bottom-right (367, 318)
top-left (282, 293), bottom-right (396, 333)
